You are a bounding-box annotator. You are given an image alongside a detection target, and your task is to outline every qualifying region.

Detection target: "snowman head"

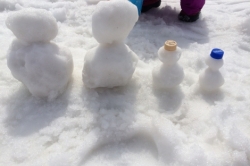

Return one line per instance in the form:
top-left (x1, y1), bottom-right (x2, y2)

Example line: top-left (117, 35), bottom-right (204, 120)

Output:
top-left (92, 0), bottom-right (138, 44)
top-left (6, 9), bottom-right (58, 43)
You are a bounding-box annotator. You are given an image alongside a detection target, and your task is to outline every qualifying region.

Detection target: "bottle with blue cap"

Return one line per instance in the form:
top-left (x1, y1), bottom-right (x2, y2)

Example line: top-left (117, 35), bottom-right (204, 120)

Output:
top-left (199, 48), bottom-right (224, 91)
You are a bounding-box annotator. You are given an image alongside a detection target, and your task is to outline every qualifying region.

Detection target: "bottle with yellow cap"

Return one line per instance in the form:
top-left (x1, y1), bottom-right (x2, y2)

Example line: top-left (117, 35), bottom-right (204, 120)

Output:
top-left (152, 40), bottom-right (184, 89)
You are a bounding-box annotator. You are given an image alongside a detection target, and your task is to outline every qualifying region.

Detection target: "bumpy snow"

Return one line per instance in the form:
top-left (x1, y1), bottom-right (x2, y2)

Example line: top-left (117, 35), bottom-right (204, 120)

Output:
top-left (0, 0), bottom-right (250, 166)
top-left (0, 0), bottom-right (16, 11)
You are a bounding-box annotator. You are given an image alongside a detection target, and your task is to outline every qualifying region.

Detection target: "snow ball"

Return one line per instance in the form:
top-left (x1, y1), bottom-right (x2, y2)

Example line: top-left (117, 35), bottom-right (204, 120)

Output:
top-left (92, 0), bottom-right (138, 44)
top-left (82, 42), bottom-right (138, 88)
top-left (51, 8), bottom-right (67, 22)
top-left (7, 40), bottom-right (73, 101)
top-left (6, 9), bottom-right (58, 43)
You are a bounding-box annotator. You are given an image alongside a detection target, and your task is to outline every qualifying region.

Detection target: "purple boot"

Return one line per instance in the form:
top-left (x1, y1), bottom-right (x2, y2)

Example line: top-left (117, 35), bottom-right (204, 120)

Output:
top-left (179, 0), bottom-right (205, 22)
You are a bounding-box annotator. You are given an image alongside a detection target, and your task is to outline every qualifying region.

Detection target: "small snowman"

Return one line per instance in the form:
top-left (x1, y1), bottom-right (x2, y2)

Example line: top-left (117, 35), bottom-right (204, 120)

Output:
top-left (152, 40), bottom-right (184, 89)
top-left (82, 0), bottom-right (139, 88)
top-left (6, 9), bottom-right (73, 101)
top-left (199, 48), bottom-right (224, 92)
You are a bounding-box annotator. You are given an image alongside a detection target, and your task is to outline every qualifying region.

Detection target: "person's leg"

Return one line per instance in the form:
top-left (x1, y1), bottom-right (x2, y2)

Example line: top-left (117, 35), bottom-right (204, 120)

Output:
top-left (179, 0), bottom-right (205, 22)
top-left (181, 0), bottom-right (205, 16)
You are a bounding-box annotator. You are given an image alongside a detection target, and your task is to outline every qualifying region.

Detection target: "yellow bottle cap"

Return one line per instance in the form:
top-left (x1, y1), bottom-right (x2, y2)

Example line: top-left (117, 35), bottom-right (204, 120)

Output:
top-left (164, 40), bottom-right (177, 51)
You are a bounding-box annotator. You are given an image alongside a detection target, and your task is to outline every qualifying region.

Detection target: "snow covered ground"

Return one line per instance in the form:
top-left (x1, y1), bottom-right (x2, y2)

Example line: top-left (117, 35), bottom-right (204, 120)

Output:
top-left (0, 0), bottom-right (250, 165)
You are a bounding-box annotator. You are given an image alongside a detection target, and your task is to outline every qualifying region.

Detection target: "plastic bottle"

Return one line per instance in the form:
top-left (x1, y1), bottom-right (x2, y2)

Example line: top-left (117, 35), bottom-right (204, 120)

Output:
top-left (152, 40), bottom-right (184, 89)
top-left (199, 48), bottom-right (224, 91)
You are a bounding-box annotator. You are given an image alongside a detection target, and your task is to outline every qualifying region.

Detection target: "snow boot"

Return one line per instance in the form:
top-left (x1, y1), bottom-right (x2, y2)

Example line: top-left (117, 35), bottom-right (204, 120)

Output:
top-left (142, 0), bottom-right (161, 13)
top-left (178, 10), bottom-right (200, 22)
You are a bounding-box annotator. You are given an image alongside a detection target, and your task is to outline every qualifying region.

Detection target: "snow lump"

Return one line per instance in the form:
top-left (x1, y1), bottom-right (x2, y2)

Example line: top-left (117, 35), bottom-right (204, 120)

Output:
top-left (92, 0), bottom-right (139, 44)
top-left (6, 9), bottom-right (58, 43)
top-left (6, 9), bottom-right (73, 101)
top-left (82, 0), bottom-right (139, 88)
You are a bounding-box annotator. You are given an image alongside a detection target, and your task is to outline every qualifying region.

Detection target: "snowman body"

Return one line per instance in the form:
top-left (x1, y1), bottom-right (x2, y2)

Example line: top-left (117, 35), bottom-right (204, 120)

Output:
top-left (83, 42), bottom-right (138, 88)
top-left (6, 9), bottom-right (73, 101)
top-left (152, 41), bottom-right (184, 89)
top-left (82, 0), bottom-right (139, 88)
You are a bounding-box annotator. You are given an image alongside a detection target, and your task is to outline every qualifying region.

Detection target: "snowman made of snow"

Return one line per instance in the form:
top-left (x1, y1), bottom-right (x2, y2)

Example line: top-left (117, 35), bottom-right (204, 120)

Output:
top-left (82, 0), bottom-right (139, 88)
top-left (6, 9), bottom-right (73, 101)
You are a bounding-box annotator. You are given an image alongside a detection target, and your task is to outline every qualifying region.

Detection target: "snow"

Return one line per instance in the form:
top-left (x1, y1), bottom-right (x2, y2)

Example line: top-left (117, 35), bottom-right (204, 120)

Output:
top-left (0, 0), bottom-right (250, 166)
top-left (6, 8), bottom-right (58, 43)
top-left (82, 42), bottom-right (138, 88)
top-left (83, 0), bottom-right (138, 88)
top-left (7, 40), bottom-right (73, 101)
top-left (92, 0), bottom-right (138, 44)
top-left (0, 0), bottom-right (16, 11)
top-left (6, 8), bottom-right (73, 101)
top-left (51, 8), bottom-right (67, 22)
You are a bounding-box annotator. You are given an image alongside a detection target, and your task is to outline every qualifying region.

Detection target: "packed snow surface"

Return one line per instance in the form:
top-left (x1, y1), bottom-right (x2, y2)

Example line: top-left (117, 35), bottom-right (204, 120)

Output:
top-left (83, 42), bottom-right (138, 88)
top-left (0, 0), bottom-right (250, 166)
top-left (92, 0), bottom-right (138, 44)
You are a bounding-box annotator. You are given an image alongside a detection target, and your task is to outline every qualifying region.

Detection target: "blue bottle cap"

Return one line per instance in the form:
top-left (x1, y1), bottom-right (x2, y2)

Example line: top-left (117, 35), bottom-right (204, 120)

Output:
top-left (210, 48), bottom-right (224, 59)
